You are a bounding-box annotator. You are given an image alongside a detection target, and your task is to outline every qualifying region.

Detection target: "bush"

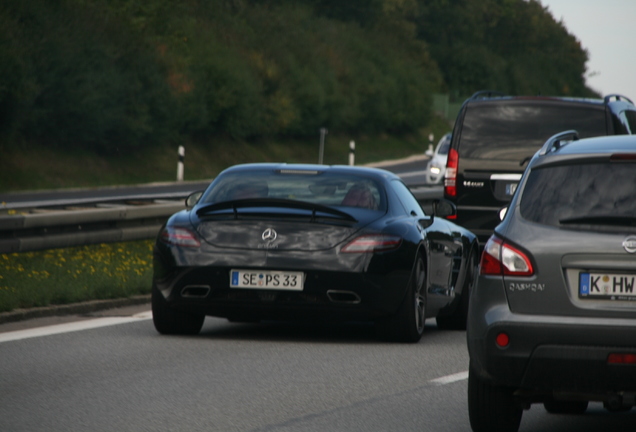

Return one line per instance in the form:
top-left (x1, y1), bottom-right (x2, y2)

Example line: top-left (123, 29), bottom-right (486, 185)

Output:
top-left (0, 0), bottom-right (439, 155)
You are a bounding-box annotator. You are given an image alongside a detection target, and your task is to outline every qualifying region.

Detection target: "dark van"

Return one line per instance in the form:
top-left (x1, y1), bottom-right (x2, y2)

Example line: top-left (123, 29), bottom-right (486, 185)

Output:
top-left (444, 91), bottom-right (636, 242)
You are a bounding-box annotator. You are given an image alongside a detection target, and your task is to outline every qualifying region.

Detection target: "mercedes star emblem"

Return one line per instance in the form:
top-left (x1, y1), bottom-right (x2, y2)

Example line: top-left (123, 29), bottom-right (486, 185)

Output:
top-left (262, 228), bottom-right (277, 242)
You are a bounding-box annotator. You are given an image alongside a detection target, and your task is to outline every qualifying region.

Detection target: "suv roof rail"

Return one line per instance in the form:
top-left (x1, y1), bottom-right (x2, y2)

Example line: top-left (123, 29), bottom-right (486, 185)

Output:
top-left (604, 94), bottom-right (634, 105)
top-left (469, 90), bottom-right (506, 100)
top-left (539, 130), bottom-right (579, 156)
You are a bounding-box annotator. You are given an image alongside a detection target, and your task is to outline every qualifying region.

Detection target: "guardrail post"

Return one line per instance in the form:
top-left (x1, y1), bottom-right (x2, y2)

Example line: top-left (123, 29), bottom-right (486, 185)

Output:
top-left (177, 145), bottom-right (185, 181)
top-left (318, 128), bottom-right (327, 165)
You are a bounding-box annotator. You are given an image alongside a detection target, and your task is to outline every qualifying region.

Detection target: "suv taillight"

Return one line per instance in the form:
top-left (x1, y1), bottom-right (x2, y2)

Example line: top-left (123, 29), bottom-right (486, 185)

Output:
top-left (444, 148), bottom-right (458, 197)
top-left (480, 235), bottom-right (534, 276)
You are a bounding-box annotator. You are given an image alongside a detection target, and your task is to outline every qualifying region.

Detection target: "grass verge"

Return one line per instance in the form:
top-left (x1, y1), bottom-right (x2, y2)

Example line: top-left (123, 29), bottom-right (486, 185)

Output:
top-left (0, 240), bottom-right (153, 313)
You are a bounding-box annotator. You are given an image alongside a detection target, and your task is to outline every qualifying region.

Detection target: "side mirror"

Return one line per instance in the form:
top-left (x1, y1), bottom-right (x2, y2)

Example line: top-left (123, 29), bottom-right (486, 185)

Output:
top-left (431, 199), bottom-right (456, 218)
top-left (499, 206), bottom-right (508, 221)
top-left (186, 191), bottom-right (204, 209)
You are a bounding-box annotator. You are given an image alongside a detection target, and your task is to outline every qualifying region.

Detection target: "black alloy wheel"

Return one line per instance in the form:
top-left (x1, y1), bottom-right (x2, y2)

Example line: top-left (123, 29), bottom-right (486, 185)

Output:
top-left (436, 249), bottom-right (477, 330)
top-left (375, 254), bottom-right (426, 343)
top-left (152, 286), bottom-right (206, 335)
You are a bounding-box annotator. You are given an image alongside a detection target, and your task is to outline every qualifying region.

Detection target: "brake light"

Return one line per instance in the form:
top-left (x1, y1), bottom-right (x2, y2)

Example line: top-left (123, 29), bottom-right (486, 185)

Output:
top-left (444, 148), bottom-right (459, 197)
top-left (341, 235), bottom-right (402, 253)
top-left (160, 227), bottom-right (201, 247)
top-left (480, 236), bottom-right (534, 276)
top-left (610, 153), bottom-right (636, 162)
top-left (608, 353), bottom-right (636, 364)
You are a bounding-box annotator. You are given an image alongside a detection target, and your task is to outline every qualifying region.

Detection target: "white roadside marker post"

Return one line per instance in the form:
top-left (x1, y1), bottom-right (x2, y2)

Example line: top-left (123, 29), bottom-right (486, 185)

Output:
top-left (177, 145), bottom-right (185, 182)
top-left (349, 141), bottom-right (355, 166)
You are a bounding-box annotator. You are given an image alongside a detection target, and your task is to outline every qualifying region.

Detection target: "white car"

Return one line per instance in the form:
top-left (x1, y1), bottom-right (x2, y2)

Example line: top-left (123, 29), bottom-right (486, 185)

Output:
top-left (425, 132), bottom-right (451, 185)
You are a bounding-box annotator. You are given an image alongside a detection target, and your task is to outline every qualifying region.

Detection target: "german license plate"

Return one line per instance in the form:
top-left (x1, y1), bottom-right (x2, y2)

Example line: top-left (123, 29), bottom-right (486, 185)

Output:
top-left (579, 272), bottom-right (636, 300)
top-left (230, 269), bottom-right (304, 290)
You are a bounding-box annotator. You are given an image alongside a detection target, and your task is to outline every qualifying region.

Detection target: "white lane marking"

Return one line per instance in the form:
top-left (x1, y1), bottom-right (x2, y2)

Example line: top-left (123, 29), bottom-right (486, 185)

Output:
top-left (0, 311), bottom-right (152, 344)
top-left (399, 171), bottom-right (428, 178)
top-left (429, 370), bottom-right (469, 385)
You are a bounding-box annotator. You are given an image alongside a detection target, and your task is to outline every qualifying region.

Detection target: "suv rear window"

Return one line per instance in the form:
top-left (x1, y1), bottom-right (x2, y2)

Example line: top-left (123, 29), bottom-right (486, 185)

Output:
top-left (460, 103), bottom-right (607, 161)
top-left (520, 162), bottom-right (636, 231)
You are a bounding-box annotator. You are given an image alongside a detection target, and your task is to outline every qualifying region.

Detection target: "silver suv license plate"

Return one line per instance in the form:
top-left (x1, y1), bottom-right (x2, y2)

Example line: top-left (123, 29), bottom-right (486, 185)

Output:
top-left (580, 272), bottom-right (636, 300)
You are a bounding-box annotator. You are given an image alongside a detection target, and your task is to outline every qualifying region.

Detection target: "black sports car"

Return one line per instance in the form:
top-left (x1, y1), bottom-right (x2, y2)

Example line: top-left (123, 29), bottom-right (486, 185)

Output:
top-left (152, 163), bottom-right (478, 342)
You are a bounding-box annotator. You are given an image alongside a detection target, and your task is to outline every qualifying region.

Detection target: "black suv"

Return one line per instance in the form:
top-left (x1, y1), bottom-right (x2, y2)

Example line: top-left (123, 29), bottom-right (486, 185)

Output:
top-left (444, 91), bottom-right (636, 242)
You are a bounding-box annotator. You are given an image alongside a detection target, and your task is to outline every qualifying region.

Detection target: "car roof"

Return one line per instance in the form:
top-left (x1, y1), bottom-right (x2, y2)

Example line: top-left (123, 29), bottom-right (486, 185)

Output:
top-left (218, 163), bottom-right (401, 182)
top-left (468, 95), bottom-right (606, 107)
top-left (546, 134), bottom-right (636, 156)
top-left (530, 134), bottom-right (636, 170)
top-left (464, 93), bottom-right (636, 113)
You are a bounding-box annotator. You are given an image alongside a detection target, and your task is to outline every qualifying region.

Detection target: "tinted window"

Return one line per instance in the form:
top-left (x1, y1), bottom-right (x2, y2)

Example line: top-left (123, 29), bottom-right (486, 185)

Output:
top-left (437, 135), bottom-right (451, 155)
top-left (624, 110), bottom-right (636, 133)
top-left (391, 180), bottom-right (425, 217)
top-left (520, 162), bottom-right (636, 230)
top-left (202, 171), bottom-right (386, 211)
top-left (460, 102), bottom-right (607, 161)
top-left (614, 111), bottom-right (631, 134)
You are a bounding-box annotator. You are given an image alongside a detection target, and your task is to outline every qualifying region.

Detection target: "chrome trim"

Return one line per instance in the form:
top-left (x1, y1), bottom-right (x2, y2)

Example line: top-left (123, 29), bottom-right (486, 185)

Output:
top-left (181, 285), bottom-right (211, 298)
top-left (490, 174), bottom-right (522, 181)
top-left (326, 290), bottom-right (361, 304)
top-left (623, 236), bottom-right (636, 254)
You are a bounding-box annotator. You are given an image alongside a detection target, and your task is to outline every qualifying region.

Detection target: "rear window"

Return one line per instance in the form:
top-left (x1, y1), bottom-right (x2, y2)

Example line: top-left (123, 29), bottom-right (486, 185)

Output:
top-left (459, 102), bottom-right (607, 161)
top-left (519, 162), bottom-right (636, 231)
top-left (437, 136), bottom-right (451, 155)
top-left (201, 170), bottom-right (386, 211)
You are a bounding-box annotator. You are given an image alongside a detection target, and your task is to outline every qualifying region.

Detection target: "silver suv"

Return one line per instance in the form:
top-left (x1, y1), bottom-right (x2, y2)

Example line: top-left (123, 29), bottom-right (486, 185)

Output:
top-left (467, 131), bottom-right (636, 432)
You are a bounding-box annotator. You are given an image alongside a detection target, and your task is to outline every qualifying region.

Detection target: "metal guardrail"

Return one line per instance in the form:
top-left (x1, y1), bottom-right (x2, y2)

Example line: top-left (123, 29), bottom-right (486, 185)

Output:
top-left (0, 182), bottom-right (443, 254)
top-left (0, 199), bottom-right (185, 254)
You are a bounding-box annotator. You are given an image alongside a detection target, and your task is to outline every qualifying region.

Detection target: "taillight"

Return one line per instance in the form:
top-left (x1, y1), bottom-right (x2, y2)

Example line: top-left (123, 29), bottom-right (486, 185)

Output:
top-left (341, 235), bottom-right (402, 253)
top-left (160, 227), bottom-right (201, 247)
top-left (610, 153), bottom-right (636, 162)
top-left (608, 353), bottom-right (636, 364)
top-left (444, 148), bottom-right (459, 197)
top-left (480, 236), bottom-right (534, 276)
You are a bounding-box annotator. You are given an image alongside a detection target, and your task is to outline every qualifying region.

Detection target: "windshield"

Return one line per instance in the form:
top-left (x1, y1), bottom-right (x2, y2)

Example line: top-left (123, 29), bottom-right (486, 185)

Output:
top-left (437, 134), bottom-right (451, 155)
top-left (520, 162), bottom-right (636, 231)
top-left (460, 102), bottom-right (607, 161)
top-left (200, 170), bottom-right (386, 211)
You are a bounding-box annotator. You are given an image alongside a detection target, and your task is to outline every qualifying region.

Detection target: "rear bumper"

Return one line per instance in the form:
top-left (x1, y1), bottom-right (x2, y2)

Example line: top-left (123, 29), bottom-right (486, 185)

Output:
top-left (154, 266), bottom-right (411, 322)
top-left (468, 304), bottom-right (636, 394)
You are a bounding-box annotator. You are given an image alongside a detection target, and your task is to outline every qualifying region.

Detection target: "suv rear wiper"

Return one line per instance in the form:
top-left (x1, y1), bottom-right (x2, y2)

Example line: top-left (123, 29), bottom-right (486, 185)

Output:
top-left (196, 198), bottom-right (358, 222)
top-left (559, 215), bottom-right (636, 227)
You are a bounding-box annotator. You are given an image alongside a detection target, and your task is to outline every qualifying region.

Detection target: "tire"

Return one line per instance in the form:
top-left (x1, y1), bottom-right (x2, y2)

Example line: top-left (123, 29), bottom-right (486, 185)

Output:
top-left (152, 286), bottom-right (205, 335)
top-left (468, 365), bottom-right (522, 432)
top-left (375, 254), bottom-right (426, 343)
top-left (603, 401), bottom-right (633, 412)
top-left (436, 249), bottom-right (476, 331)
top-left (544, 399), bottom-right (588, 414)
